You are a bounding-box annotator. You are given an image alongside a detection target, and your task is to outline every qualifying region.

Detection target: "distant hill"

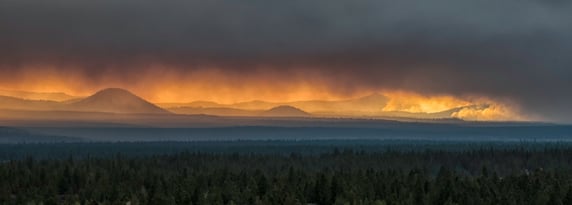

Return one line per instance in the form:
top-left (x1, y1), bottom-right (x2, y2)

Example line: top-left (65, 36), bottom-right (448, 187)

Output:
top-left (259, 106), bottom-right (311, 117)
top-left (68, 88), bottom-right (170, 114)
top-left (228, 94), bottom-right (388, 113)
top-left (0, 89), bottom-right (78, 101)
top-left (0, 95), bottom-right (61, 111)
top-left (168, 107), bottom-right (260, 116)
top-left (160, 93), bottom-right (388, 114)
top-left (158, 101), bottom-right (223, 109)
top-left (288, 93), bottom-right (388, 113)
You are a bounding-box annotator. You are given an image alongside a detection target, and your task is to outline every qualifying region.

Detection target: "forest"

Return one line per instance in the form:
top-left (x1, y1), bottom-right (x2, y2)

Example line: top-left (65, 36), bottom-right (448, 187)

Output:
top-left (2, 141), bottom-right (572, 204)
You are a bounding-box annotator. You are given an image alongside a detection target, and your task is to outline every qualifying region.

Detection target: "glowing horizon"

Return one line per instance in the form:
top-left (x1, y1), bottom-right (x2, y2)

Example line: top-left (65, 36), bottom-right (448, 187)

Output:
top-left (0, 79), bottom-right (529, 122)
top-left (1, 0), bottom-right (569, 122)
top-left (0, 64), bottom-right (532, 121)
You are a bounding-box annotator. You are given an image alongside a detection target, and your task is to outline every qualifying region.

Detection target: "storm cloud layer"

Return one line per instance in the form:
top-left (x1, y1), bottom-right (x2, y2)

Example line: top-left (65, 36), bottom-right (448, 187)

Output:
top-left (1, 0), bottom-right (572, 122)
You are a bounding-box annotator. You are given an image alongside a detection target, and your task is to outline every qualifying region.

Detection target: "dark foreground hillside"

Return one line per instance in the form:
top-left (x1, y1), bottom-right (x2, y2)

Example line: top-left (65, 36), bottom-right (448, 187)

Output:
top-left (2, 143), bottom-right (572, 204)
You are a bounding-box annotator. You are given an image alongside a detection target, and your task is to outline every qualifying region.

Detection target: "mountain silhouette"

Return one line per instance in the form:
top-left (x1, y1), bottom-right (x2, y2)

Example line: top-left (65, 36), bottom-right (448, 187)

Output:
top-left (259, 105), bottom-right (311, 117)
top-left (0, 95), bottom-right (61, 111)
top-left (161, 93), bottom-right (388, 114)
top-left (68, 88), bottom-right (170, 114)
top-left (167, 107), bottom-right (259, 116)
top-left (0, 89), bottom-right (78, 102)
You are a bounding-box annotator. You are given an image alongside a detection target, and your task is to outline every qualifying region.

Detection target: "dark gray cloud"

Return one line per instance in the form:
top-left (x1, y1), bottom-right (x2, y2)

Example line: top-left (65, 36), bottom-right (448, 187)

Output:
top-left (1, 0), bottom-right (571, 122)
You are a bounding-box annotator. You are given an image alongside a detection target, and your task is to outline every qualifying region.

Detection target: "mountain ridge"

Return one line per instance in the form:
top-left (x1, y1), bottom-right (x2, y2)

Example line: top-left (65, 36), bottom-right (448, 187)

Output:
top-left (259, 105), bottom-right (311, 117)
top-left (158, 93), bottom-right (388, 113)
top-left (67, 88), bottom-right (170, 114)
top-left (0, 89), bottom-right (78, 102)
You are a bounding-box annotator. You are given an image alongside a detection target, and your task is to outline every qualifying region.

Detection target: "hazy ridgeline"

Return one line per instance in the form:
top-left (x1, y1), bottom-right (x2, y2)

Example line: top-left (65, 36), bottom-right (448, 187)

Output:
top-left (3, 141), bottom-right (572, 204)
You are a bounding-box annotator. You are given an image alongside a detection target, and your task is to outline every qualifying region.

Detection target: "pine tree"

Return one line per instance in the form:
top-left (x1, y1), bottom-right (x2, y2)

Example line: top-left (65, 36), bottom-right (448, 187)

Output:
top-left (563, 187), bottom-right (572, 205)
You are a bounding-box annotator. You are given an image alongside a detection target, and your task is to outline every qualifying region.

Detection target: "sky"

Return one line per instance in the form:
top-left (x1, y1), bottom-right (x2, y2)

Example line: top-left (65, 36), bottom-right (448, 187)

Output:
top-left (0, 0), bottom-right (571, 122)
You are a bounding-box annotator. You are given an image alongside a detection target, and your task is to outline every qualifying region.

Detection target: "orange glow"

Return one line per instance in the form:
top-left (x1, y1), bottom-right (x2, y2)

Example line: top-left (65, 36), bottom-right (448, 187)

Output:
top-left (0, 64), bottom-right (529, 121)
top-left (0, 64), bottom-right (346, 104)
top-left (378, 91), bottom-right (526, 121)
top-left (382, 91), bottom-right (472, 113)
top-left (451, 104), bottom-right (525, 121)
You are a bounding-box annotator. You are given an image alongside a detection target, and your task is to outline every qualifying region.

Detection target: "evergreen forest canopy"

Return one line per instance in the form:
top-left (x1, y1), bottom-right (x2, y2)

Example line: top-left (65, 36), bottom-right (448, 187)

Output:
top-left (2, 141), bottom-right (572, 204)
